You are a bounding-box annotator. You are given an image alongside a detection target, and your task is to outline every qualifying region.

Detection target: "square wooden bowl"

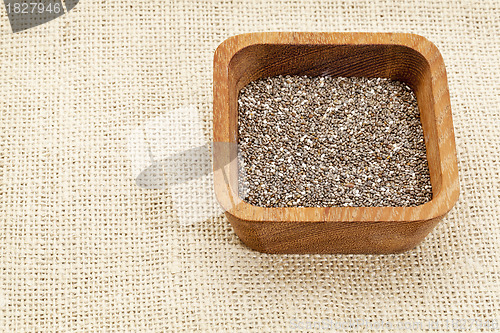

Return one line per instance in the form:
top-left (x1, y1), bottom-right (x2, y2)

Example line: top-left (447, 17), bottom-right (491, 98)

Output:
top-left (213, 32), bottom-right (459, 254)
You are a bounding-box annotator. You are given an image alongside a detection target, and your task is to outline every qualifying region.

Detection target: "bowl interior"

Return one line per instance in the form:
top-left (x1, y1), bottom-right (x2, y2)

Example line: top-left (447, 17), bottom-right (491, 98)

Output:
top-left (226, 43), bottom-right (442, 206)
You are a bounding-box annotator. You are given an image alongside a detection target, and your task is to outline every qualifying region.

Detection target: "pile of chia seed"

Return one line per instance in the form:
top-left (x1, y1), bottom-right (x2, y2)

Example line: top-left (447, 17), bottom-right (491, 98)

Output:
top-left (237, 75), bottom-right (433, 207)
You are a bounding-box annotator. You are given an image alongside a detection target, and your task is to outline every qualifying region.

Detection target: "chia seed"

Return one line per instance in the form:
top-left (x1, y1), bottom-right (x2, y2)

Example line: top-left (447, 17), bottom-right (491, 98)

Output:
top-left (237, 75), bottom-right (433, 207)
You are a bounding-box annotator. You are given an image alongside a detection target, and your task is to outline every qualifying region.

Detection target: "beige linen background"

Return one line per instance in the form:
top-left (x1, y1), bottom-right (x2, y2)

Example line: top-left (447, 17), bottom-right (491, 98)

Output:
top-left (0, 0), bottom-right (499, 332)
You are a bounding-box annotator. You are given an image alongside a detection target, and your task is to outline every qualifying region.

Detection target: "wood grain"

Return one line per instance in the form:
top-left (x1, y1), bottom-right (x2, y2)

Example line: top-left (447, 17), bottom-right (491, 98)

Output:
top-left (213, 32), bottom-right (459, 254)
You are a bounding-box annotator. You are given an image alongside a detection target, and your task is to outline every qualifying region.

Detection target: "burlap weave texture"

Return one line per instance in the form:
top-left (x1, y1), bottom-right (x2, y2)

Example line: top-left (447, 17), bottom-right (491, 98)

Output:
top-left (0, 0), bottom-right (498, 331)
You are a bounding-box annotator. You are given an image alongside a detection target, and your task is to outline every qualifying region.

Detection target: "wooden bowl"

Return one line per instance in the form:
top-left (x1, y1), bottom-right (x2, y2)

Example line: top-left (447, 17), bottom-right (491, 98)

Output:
top-left (213, 32), bottom-right (459, 254)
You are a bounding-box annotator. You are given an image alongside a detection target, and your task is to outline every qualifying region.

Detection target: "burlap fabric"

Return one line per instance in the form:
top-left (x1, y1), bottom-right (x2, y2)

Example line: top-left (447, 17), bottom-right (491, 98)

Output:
top-left (0, 0), bottom-right (498, 331)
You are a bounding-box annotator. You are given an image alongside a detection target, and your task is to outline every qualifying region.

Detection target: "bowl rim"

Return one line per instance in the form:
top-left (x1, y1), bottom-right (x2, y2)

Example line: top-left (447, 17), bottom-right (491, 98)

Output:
top-left (213, 32), bottom-right (459, 223)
